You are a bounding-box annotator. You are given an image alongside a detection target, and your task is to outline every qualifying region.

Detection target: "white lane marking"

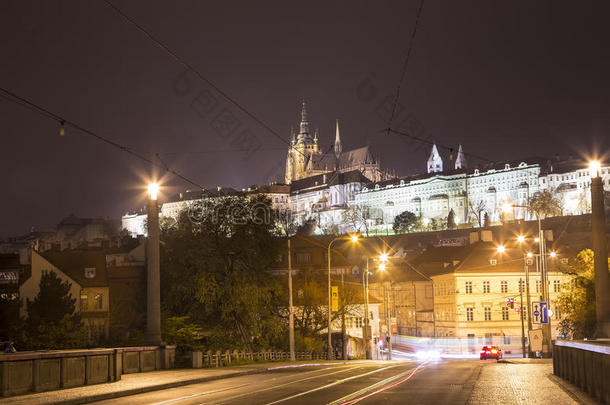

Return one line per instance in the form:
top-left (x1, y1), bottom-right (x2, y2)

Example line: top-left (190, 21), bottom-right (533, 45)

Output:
top-left (329, 362), bottom-right (427, 405)
top-left (152, 384), bottom-right (250, 405)
top-left (326, 364), bottom-right (419, 405)
top-left (205, 365), bottom-right (367, 405)
top-left (262, 365), bottom-right (399, 405)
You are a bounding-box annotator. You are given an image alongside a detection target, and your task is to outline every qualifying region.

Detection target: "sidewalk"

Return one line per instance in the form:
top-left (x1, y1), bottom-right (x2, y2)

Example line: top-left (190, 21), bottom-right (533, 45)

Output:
top-left (0, 360), bottom-right (356, 405)
top-left (469, 359), bottom-right (598, 404)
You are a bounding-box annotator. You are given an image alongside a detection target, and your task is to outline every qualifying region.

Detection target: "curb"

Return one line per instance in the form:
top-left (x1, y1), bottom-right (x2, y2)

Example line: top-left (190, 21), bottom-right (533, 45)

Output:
top-left (50, 368), bottom-right (269, 405)
top-left (547, 374), bottom-right (599, 405)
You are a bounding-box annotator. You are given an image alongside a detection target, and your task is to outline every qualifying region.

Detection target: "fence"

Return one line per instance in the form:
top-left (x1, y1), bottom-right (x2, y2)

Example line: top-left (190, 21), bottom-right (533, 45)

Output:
top-left (553, 340), bottom-right (610, 404)
top-left (188, 350), bottom-right (331, 368)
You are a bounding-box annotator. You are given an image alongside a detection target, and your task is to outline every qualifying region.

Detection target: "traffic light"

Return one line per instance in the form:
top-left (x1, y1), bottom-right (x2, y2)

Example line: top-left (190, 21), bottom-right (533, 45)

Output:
top-left (505, 297), bottom-right (514, 308)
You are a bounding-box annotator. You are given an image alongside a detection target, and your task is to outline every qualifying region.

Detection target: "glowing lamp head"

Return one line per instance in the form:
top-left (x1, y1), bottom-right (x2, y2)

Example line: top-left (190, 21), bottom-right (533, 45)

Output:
top-left (527, 252), bottom-right (533, 258)
top-left (350, 235), bottom-right (359, 243)
top-left (147, 183), bottom-right (159, 200)
top-left (517, 235), bottom-right (525, 243)
top-left (379, 253), bottom-right (389, 262)
top-left (589, 160), bottom-right (601, 178)
top-left (550, 251), bottom-right (557, 258)
top-left (534, 237), bottom-right (540, 243)
top-left (378, 263), bottom-right (387, 271)
top-left (496, 245), bottom-right (506, 254)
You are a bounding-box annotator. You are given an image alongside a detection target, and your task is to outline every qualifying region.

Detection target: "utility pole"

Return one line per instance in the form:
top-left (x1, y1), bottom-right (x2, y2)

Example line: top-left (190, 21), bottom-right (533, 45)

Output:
top-left (524, 254), bottom-right (533, 357)
top-left (520, 277), bottom-right (526, 358)
top-left (385, 281), bottom-right (392, 360)
top-left (363, 258), bottom-right (371, 360)
top-left (341, 269), bottom-right (346, 360)
top-left (288, 238), bottom-right (295, 361)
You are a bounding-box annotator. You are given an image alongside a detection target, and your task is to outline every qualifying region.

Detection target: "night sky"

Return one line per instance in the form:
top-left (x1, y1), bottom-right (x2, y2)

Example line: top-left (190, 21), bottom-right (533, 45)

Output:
top-left (1, 0), bottom-right (609, 237)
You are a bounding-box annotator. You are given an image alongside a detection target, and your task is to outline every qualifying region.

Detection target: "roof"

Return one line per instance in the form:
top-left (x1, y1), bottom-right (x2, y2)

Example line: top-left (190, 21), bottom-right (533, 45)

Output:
top-left (41, 250), bottom-right (107, 287)
top-left (363, 157), bottom-right (548, 190)
top-left (290, 170), bottom-right (370, 194)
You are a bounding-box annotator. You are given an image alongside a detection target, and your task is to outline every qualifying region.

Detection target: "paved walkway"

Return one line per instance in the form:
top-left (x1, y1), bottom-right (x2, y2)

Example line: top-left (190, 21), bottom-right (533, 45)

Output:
top-left (0, 360), bottom-right (355, 405)
top-left (468, 359), bottom-right (598, 404)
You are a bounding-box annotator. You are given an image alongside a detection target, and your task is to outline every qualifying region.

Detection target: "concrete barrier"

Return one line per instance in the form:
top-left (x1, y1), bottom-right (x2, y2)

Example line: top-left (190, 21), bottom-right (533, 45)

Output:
top-left (553, 339), bottom-right (610, 404)
top-left (0, 345), bottom-right (175, 397)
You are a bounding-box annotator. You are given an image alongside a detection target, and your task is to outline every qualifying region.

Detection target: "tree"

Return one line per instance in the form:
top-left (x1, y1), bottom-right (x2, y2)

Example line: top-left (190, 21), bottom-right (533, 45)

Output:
top-left (528, 190), bottom-right (562, 218)
top-left (24, 271), bottom-right (85, 349)
top-left (161, 194), bottom-right (284, 352)
top-left (468, 200), bottom-right (486, 227)
top-left (342, 205), bottom-right (371, 236)
top-left (447, 209), bottom-right (457, 229)
top-left (482, 212), bottom-right (490, 227)
top-left (392, 211), bottom-right (419, 234)
top-left (555, 250), bottom-right (604, 339)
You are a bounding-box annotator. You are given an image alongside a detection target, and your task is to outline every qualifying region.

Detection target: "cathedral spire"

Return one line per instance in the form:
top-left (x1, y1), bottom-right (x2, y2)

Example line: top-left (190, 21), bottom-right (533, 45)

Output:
top-left (299, 100), bottom-right (309, 139)
top-left (334, 119), bottom-right (342, 159)
top-left (427, 143), bottom-right (443, 173)
top-left (455, 144), bottom-right (467, 169)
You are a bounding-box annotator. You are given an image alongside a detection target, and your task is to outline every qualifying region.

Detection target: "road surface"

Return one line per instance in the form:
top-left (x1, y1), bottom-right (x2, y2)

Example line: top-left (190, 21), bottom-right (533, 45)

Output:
top-left (95, 359), bottom-right (581, 404)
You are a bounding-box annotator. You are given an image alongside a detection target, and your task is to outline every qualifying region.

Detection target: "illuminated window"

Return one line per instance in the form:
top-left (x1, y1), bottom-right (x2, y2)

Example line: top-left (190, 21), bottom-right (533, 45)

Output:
top-left (94, 294), bottom-right (103, 309)
top-left (80, 294), bottom-right (88, 310)
top-left (84, 267), bottom-right (96, 278)
top-left (489, 259), bottom-right (497, 266)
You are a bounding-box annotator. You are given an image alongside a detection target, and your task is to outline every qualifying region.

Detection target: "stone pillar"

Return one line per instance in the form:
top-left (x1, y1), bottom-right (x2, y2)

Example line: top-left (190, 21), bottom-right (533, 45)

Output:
top-left (146, 195), bottom-right (162, 345)
top-left (591, 175), bottom-right (610, 337)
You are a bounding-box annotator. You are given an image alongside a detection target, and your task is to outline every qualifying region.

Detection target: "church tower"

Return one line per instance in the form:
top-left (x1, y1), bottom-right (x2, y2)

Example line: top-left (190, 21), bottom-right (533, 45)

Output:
top-left (427, 143), bottom-right (443, 173)
top-left (285, 101), bottom-right (322, 183)
top-left (334, 120), bottom-right (342, 159)
top-left (454, 144), bottom-right (467, 170)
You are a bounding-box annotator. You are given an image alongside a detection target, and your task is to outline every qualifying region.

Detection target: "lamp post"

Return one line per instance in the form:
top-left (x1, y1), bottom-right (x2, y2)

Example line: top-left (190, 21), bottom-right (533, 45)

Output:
top-left (497, 245), bottom-right (527, 358)
top-left (589, 161), bottom-right (610, 337)
top-left (288, 237), bottom-right (295, 361)
top-left (146, 183), bottom-right (162, 345)
top-left (327, 235), bottom-right (358, 359)
top-left (504, 203), bottom-right (552, 356)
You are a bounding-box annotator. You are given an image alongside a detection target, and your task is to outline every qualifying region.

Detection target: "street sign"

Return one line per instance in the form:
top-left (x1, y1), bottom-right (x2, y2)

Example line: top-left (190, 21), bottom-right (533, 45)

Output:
top-left (540, 302), bottom-right (549, 324)
top-left (331, 286), bottom-right (339, 311)
top-left (532, 302), bottom-right (541, 323)
top-left (529, 329), bottom-right (543, 352)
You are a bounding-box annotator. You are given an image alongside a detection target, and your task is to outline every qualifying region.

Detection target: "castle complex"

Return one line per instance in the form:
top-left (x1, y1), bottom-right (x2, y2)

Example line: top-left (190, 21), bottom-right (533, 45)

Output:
top-left (122, 102), bottom-right (610, 237)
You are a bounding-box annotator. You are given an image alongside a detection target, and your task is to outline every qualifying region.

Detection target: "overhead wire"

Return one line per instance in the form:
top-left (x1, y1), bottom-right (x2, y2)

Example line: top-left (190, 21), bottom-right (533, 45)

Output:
top-left (0, 86), bottom-right (204, 189)
top-left (101, 0), bottom-right (304, 158)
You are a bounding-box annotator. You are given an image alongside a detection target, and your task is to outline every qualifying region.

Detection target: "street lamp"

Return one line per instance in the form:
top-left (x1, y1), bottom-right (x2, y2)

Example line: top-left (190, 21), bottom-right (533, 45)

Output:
top-left (496, 245), bottom-right (506, 254)
top-left (362, 252), bottom-right (390, 360)
top-left (146, 182), bottom-right (162, 345)
top-left (328, 234), bottom-right (358, 359)
top-left (517, 235), bottom-right (526, 243)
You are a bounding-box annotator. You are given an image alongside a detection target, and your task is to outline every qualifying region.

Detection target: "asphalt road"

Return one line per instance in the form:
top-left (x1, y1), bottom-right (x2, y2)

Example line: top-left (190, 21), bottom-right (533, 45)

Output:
top-left (95, 360), bottom-right (483, 405)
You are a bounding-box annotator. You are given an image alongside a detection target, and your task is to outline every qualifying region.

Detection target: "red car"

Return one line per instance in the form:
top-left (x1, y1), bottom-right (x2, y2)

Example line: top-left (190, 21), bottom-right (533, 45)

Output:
top-left (480, 345), bottom-right (502, 360)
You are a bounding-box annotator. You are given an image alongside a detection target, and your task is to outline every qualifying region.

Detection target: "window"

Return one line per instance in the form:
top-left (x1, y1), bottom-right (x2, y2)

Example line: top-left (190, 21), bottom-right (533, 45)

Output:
top-left (536, 280), bottom-right (541, 293)
top-left (560, 258), bottom-right (568, 265)
top-left (465, 281), bottom-right (473, 294)
top-left (489, 259), bottom-right (497, 266)
top-left (94, 293), bottom-right (103, 310)
top-left (501, 281), bottom-right (508, 293)
top-left (502, 307), bottom-right (509, 320)
top-left (553, 280), bottom-right (561, 292)
top-left (355, 317), bottom-right (363, 328)
top-left (484, 307), bottom-right (491, 321)
top-left (84, 267), bottom-right (96, 278)
top-left (466, 307), bottom-right (474, 321)
top-left (483, 281), bottom-right (490, 293)
top-left (296, 252), bottom-right (311, 264)
top-left (80, 294), bottom-right (88, 311)
top-left (503, 336), bottom-right (511, 345)
top-left (526, 258), bottom-right (534, 265)
top-left (519, 280), bottom-right (525, 293)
